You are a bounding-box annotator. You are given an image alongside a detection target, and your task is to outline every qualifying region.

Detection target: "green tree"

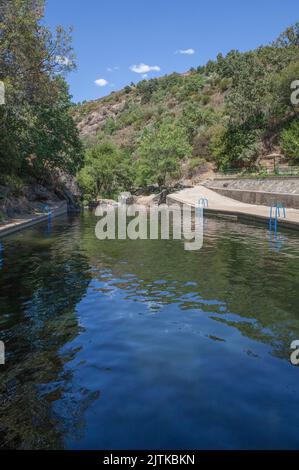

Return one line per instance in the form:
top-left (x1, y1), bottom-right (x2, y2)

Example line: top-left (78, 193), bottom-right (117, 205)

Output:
top-left (77, 142), bottom-right (133, 201)
top-left (211, 125), bottom-right (260, 170)
top-left (0, 0), bottom-right (82, 181)
top-left (280, 120), bottom-right (299, 163)
top-left (23, 78), bottom-right (83, 178)
top-left (136, 120), bottom-right (192, 187)
top-left (275, 22), bottom-right (299, 47)
top-left (271, 61), bottom-right (299, 119)
top-left (179, 104), bottom-right (216, 141)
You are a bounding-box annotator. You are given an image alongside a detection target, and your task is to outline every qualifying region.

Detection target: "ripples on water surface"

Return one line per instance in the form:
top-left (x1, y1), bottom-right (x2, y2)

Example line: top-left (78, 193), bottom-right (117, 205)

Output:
top-left (0, 212), bottom-right (299, 449)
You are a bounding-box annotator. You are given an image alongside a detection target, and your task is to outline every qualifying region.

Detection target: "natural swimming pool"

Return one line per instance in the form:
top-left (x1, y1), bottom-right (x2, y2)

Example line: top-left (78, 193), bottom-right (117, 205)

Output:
top-left (0, 212), bottom-right (299, 449)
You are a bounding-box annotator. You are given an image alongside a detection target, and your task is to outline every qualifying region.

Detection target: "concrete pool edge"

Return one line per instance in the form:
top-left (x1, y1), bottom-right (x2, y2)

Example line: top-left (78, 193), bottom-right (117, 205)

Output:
top-left (167, 194), bottom-right (299, 232)
top-left (0, 202), bottom-right (68, 238)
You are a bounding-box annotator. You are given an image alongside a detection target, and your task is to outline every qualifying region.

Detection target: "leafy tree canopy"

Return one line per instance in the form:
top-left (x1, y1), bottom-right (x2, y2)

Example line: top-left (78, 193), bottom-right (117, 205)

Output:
top-left (0, 0), bottom-right (83, 184)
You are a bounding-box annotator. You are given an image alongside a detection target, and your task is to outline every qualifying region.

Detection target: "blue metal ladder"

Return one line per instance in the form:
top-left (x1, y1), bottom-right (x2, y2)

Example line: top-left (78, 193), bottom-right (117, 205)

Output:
top-left (269, 202), bottom-right (286, 233)
top-left (198, 197), bottom-right (209, 208)
top-left (197, 197), bottom-right (209, 228)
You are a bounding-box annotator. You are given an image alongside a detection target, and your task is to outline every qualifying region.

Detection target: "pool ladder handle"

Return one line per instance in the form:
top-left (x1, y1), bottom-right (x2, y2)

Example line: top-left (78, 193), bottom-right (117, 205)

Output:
top-left (269, 202), bottom-right (286, 231)
top-left (198, 197), bottom-right (209, 209)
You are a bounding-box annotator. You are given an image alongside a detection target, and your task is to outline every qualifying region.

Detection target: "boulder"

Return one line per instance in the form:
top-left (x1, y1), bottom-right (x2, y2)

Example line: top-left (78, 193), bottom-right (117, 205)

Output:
top-left (91, 199), bottom-right (119, 210)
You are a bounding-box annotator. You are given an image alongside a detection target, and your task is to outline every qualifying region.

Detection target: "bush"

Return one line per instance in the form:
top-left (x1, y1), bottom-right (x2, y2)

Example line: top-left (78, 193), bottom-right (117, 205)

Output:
top-left (193, 126), bottom-right (219, 160)
top-left (179, 105), bottom-right (216, 142)
top-left (186, 157), bottom-right (205, 177)
top-left (219, 77), bottom-right (231, 92)
top-left (280, 120), bottom-right (299, 162)
top-left (77, 141), bottom-right (133, 201)
top-left (210, 126), bottom-right (260, 170)
top-left (136, 119), bottom-right (192, 187)
top-left (102, 118), bottom-right (119, 135)
top-left (201, 94), bottom-right (211, 105)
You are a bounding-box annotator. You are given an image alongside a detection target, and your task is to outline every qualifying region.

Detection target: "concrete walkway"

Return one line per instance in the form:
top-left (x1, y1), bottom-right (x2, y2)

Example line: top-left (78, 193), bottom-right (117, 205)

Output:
top-left (167, 185), bottom-right (299, 231)
top-left (0, 202), bottom-right (68, 238)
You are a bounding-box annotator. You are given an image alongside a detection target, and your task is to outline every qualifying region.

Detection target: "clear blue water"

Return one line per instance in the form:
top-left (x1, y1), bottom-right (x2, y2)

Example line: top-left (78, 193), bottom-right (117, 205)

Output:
top-left (0, 212), bottom-right (299, 449)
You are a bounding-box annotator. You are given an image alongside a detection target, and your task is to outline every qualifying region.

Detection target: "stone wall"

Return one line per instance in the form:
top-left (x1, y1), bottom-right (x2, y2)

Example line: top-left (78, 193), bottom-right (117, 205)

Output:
top-left (207, 187), bottom-right (299, 209)
top-left (207, 177), bottom-right (299, 195)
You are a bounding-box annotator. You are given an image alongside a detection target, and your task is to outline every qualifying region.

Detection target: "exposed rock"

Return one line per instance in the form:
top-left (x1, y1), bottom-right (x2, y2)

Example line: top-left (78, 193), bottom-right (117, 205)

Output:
top-left (136, 190), bottom-right (170, 206)
top-left (53, 171), bottom-right (82, 210)
top-left (157, 189), bottom-right (169, 205)
top-left (133, 185), bottom-right (160, 196)
top-left (26, 184), bottom-right (53, 202)
top-left (89, 199), bottom-right (119, 210)
top-left (76, 99), bottom-right (126, 136)
top-left (135, 194), bottom-right (158, 206)
top-left (0, 175), bottom-right (82, 222)
top-left (1, 195), bottom-right (33, 218)
top-left (98, 198), bottom-right (119, 206)
top-left (55, 171), bottom-right (82, 197)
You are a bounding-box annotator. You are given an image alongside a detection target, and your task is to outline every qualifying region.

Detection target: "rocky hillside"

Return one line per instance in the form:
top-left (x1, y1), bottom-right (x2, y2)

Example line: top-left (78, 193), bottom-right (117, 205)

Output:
top-left (73, 71), bottom-right (224, 184)
top-left (73, 24), bottom-right (299, 201)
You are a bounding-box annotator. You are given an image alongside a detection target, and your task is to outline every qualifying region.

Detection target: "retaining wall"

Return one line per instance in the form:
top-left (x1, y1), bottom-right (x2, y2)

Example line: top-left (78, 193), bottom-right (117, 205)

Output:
top-left (206, 187), bottom-right (299, 209)
top-left (208, 177), bottom-right (299, 195)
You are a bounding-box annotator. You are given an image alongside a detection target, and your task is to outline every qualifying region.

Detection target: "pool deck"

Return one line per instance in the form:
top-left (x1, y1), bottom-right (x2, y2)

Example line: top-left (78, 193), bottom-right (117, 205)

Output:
top-left (0, 202), bottom-right (68, 238)
top-left (167, 185), bottom-right (299, 231)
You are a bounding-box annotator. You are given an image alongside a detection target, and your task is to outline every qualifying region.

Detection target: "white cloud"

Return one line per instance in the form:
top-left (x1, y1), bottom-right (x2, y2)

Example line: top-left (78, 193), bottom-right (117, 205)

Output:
top-left (106, 66), bottom-right (119, 72)
top-left (130, 63), bottom-right (160, 74)
top-left (176, 48), bottom-right (195, 55)
top-left (95, 78), bottom-right (108, 87)
top-left (141, 73), bottom-right (148, 79)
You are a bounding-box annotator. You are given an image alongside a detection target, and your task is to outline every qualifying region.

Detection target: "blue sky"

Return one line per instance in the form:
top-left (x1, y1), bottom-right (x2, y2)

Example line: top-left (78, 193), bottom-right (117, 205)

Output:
top-left (45, 0), bottom-right (298, 103)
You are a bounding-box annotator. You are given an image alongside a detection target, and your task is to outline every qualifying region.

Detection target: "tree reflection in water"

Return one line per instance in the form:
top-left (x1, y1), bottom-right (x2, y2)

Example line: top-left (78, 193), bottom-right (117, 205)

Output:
top-left (0, 216), bottom-right (95, 449)
top-left (0, 212), bottom-right (299, 449)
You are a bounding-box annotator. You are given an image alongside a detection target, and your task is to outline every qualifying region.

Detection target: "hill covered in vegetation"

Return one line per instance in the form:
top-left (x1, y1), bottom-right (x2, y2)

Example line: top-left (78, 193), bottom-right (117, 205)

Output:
top-left (1, 2), bottom-right (299, 209)
top-left (74, 23), bottom-right (299, 201)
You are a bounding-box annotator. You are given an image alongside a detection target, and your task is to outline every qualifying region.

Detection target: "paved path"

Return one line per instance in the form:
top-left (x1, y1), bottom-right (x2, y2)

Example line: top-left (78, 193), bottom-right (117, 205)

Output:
top-left (167, 185), bottom-right (299, 231)
top-left (0, 202), bottom-right (68, 238)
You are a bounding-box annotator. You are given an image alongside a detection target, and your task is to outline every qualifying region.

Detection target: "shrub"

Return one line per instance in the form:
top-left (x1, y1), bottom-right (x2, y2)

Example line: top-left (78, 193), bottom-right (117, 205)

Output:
top-left (77, 141), bottom-right (133, 200)
top-left (179, 105), bottom-right (216, 142)
top-left (280, 120), bottom-right (299, 162)
top-left (193, 126), bottom-right (219, 160)
top-left (210, 126), bottom-right (260, 170)
top-left (186, 157), bottom-right (205, 177)
top-left (201, 94), bottom-right (211, 105)
top-left (219, 77), bottom-right (231, 92)
top-left (136, 119), bottom-right (192, 187)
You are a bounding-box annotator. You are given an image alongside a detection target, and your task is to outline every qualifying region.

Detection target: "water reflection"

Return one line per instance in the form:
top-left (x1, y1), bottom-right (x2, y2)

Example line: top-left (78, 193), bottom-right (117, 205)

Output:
top-left (0, 217), bottom-right (96, 449)
top-left (0, 213), bottom-right (299, 449)
top-left (83, 214), bottom-right (299, 359)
